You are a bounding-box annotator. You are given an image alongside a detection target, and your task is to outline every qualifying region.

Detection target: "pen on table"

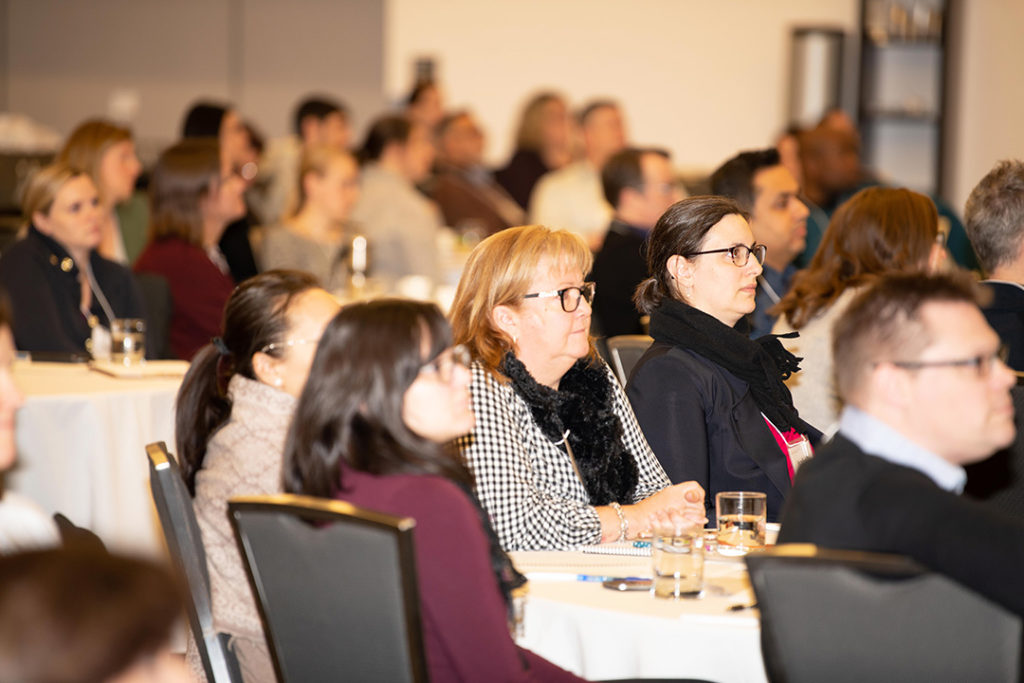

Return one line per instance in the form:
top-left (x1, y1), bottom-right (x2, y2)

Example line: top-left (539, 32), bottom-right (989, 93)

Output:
top-left (526, 573), bottom-right (649, 583)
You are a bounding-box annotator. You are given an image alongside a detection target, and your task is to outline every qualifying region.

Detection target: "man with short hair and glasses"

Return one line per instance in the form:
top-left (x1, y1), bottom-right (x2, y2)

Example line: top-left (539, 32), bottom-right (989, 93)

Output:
top-left (779, 271), bottom-right (1024, 617)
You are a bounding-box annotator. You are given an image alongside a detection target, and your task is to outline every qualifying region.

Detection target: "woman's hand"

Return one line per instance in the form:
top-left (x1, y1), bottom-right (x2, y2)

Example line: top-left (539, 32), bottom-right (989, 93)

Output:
top-left (630, 481), bottom-right (707, 535)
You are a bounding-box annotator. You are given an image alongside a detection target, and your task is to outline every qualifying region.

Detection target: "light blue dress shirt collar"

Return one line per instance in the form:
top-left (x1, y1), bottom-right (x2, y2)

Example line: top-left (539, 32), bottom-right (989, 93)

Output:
top-left (838, 405), bottom-right (967, 494)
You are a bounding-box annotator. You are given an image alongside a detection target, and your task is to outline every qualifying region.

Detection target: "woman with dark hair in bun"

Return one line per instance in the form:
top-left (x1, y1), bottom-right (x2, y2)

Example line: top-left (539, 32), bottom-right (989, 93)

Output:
top-left (175, 269), bottom-right (338, 683)
top-left (628, 197), bottom-right (820, 524)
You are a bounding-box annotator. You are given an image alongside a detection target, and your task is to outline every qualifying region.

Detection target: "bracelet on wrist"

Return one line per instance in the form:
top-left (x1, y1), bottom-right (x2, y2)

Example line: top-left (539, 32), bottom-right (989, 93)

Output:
top-left (609, 501), bottom-right (628, 542)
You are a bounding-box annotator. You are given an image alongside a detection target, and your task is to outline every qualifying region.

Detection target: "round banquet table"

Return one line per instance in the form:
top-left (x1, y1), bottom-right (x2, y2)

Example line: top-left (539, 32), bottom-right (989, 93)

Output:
top-left (511, 549), bottom-right (768, 682)
top-left (10, 360), bottom-right (187, 556)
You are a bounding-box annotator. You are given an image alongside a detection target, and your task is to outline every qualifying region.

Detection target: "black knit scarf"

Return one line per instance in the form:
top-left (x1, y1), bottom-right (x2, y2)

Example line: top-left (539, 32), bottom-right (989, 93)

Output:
top-left (649, 298), bottom-right (804, 433)
top-left (501, 352), bottom-right (638, 505)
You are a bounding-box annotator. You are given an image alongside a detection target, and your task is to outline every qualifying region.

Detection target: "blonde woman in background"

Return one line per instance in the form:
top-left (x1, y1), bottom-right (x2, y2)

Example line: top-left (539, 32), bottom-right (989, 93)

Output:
top-left (57, 119), bottom-right (143, 263)
top-left (259, 145), bottom-right (360, 292)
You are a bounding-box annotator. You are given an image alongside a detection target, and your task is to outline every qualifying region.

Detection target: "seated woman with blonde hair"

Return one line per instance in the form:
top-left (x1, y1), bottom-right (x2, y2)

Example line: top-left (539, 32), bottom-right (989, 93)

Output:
top-left (772, 186), bottom-right (946, 431)
top-left (449, 225), bottom-right (706, 551)
top-left (0, 163), bottom-right (145, 357)
top-left (57, 118), bottom-right (143, 263)
top-left (259, 145), bottom-right (360, 292)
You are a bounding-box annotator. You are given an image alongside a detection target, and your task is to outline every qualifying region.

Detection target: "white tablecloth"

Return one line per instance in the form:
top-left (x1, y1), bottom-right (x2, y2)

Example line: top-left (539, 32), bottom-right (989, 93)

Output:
top-left (10, 360), bottom-right (186, 555)
top-left (512, 550), bottom-right (768, 682)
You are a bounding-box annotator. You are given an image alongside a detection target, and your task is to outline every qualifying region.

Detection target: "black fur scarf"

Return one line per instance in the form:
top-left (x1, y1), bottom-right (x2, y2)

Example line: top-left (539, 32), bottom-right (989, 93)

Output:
top-left (501, 352), bottom-right (639, 505)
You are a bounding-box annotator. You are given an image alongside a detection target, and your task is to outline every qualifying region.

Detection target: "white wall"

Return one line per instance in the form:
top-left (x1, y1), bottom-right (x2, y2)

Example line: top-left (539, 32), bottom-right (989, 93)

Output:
top-left (946, 0), bottom-right (1024, 214)
top-left (4, 0), bottom-right (386, 156)
top-left (386, 0), bottom-right (860, 172)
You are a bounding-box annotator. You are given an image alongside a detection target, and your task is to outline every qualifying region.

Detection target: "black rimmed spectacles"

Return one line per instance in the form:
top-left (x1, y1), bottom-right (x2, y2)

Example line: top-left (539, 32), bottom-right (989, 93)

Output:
top-left (685, 243), bottom-right (766, 267)
top-left (522, 282), bottom-right (596, 313)
top-left (887, 346), bottom-right (1009, 379)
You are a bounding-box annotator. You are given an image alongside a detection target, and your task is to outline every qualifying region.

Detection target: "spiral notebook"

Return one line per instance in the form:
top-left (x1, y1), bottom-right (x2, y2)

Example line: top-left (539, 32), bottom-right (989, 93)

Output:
top-left (580, 541), bottom-right (651, 557)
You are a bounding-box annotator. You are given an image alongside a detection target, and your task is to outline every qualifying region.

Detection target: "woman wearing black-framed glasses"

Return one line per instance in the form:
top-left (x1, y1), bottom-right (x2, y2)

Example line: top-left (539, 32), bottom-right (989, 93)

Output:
top-left (627, 196), bottom-right (820, 525)
top-left (449, 224), bottom-right (707, 552)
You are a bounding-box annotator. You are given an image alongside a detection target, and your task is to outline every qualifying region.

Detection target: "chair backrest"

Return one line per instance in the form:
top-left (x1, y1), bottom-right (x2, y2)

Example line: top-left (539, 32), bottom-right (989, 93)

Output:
top-left (746, 545), bottom-right (1023, 683)
top-left (134, 272), bottom-right (173, 359)
top-left (606, 334), bottom-right (653, 386)
top-left (146, 442), bottom-right (242, 683)
top-left (228, 494), bottom-right (428, 683)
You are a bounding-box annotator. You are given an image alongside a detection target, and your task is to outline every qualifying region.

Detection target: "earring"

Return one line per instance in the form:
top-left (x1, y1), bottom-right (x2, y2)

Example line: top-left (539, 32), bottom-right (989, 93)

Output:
top-left (274, 378), bottom-right (283, 387)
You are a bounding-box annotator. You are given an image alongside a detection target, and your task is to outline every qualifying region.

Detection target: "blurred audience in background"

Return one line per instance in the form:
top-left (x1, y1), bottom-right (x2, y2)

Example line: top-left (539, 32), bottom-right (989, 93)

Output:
top-left (590, 147), bottom-right (682, 338)
top-left (260, 145), bottom-right (360, 293)
top-left (494, 91), bottom-right (573, 210)
top-left (352, 114), bottom-right (443, 289)
top-left (258, 95), bottom-right (352, 226)
top-left (428, 110), bottom-right (524, 239)
top-left (530, 99), bottom-right (627, 250)
top-left (135, 139), bottom-right (245, 360)
top-left (57, 119), bottom-right (144, 264)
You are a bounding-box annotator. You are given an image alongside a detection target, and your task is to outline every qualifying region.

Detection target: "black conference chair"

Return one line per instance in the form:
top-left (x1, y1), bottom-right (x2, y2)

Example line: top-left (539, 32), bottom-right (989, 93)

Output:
top-left (228, 494), bottom-right (428, 683)
top-left (606, 334), bottom-right (653, 387)
top-left (746, 544), bottom-right (1023, 683)
top-left (146, 441), bottom-right (243, 683)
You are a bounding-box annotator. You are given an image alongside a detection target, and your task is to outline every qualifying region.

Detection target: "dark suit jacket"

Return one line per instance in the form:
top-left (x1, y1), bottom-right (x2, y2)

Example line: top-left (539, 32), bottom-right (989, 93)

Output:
top-left (981, 281), bottom-right (1024, 372)
top-left (590, 219), bottom-right (649, 338)
top-left (0, 226), bottom-right (145, 354)
top-left (779, 432), bottom-right (1024, 616)
top-left (626, 342), bottom-right (793, 523)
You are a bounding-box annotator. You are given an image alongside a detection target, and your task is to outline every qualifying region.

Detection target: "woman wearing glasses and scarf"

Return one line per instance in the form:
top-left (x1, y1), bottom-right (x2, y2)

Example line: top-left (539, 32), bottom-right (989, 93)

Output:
top-left (450, 225), bottom-right (706, 551)
top-left (627, 197), bottom-right (820, 524)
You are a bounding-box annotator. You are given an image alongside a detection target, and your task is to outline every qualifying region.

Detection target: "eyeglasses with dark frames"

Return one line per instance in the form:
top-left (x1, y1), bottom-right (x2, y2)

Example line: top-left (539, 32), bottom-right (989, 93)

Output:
top-left (684, 243), bottom-right (767, 268)
top-left (419, 344), bottom-right (472, 383)
top-left (886, 346), bottom-right (1009, 379)
top-left (522, 282), bottom-right (596, 313)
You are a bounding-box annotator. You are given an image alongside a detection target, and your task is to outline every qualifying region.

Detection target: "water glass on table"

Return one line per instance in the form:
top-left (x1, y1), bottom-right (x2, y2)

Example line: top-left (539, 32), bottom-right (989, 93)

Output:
top-left (651, 525), bottom-right (704, 599)
top-left (715, 491), bottom-right (766, 556)
top-left (110, 318), bottom-right (145, 366)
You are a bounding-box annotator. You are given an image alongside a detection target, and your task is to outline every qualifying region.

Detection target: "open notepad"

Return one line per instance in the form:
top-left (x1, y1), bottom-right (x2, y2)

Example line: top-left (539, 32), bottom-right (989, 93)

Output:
top-left (580, 541), bottom-right (651, 557)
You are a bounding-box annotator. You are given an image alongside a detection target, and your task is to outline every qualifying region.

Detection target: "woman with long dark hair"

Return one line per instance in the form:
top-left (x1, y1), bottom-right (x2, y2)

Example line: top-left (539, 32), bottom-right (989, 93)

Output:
top-left (284, 299), bottom-right (585, 682)
top-left (175, 269), bottom-right (338, 683)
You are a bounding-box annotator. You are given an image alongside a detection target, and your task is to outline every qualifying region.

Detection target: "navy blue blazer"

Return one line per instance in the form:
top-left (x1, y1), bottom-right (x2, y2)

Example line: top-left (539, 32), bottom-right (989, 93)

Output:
top-left (626, 342), bottom-right (795, 523)
top-left (0, 226), bottom-right (144, 354)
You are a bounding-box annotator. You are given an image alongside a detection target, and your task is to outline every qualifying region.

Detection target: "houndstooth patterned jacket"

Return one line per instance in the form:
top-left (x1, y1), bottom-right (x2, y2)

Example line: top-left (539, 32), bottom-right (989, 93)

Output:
top-left (456, 360), bottom-right (670, 551)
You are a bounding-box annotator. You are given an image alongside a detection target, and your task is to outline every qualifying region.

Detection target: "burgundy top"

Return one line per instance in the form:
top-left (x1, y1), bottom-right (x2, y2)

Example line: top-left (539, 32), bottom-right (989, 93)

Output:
top-left (135, 238), bottom-right (234, 360)
top-left (335, 464), bottom-right (585, 682)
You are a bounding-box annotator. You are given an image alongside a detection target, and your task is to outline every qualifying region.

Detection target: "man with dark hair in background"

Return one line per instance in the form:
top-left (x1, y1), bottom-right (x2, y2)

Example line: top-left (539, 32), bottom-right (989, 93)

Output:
top-left (779, 271), bottom-right (1024, 617)
top-left (711, 148), bottom-right (808, 337)
top-left (530, 99), bottom-right (627, 250)
top-left (259, 94), bottom-right (351, 224)
top-left (964, 159), bottom-right (1024, 371)
top-left (590, 147), bottom-right (681, 338)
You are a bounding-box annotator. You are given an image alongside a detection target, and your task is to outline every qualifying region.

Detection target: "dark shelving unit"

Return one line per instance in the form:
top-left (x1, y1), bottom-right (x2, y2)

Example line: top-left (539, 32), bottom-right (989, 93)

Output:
top-left (858, 0), bottom-right (953, 197)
